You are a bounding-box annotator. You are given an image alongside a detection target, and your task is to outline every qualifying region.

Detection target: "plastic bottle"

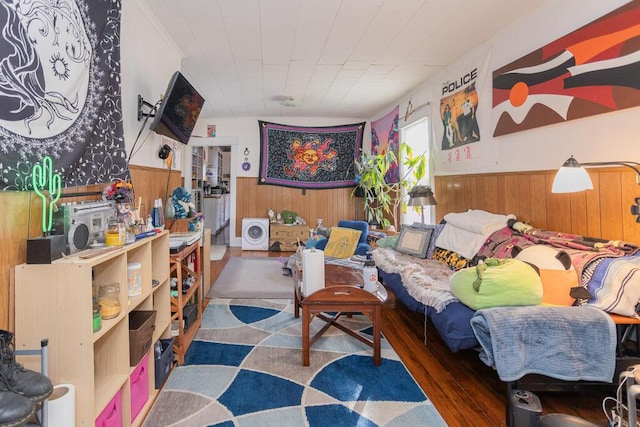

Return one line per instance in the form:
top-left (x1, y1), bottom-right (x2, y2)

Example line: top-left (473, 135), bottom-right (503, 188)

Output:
top-left (151, 199), bottom-right (162, 228)
top-left (158, 198), bottom-right (165, 228)
top-left (363, 260), bottom-right (378, 292)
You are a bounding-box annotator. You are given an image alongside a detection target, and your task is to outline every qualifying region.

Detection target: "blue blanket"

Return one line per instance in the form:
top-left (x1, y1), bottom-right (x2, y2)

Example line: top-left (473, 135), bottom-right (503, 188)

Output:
top-left (470, 306), bottom-right (616, 382)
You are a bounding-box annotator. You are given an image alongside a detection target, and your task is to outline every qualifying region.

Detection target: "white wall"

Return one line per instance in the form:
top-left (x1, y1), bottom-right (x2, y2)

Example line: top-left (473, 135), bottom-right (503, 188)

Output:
top-left (121, 0), bottom-right (185, 171)
top-left (380, 0), bottom-right (639, 176)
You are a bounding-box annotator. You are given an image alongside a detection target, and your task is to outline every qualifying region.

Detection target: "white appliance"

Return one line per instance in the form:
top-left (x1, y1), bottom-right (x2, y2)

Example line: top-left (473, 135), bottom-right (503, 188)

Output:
top-left (242, 218), bottom-right (269, 250)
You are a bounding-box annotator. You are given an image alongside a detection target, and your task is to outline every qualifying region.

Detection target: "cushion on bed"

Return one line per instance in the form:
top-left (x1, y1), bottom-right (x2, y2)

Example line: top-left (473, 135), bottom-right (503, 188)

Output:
top-left (410, 222), bottom-right (445, 258)
top-left (378, 268), bottom-right (479, 352)
top-left (323, 226), bottom-right (362, 258)
top-left (515, 245), bottom-right (578, 306)
top-left (427, 303), bottom-right (479, 352)
top-left (376, 235), bottom-right (398, 248)
top-left (450, 258), bottom-right (543, 310)
top-left (432, 247), bottom-right (470, 270)
top-left (394, 226), bottom-right (433, 258)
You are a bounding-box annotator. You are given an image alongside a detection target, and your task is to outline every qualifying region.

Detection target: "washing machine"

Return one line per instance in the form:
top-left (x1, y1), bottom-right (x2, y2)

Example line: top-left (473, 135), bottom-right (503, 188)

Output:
top-left (242, 218), bottom-right (270, 250)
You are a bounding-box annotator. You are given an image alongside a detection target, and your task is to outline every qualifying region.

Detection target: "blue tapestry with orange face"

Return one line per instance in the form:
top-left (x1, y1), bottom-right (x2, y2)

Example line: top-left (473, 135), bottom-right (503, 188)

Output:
top-left (258, 121), bottom-right (364, 189)
top-left (0, 0), bottom-right (127, 190)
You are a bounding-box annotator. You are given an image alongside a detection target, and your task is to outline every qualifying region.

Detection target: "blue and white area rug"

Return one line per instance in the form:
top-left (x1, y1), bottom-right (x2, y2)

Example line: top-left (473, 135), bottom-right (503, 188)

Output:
top-left (143, 299), bottom-right (446, 427)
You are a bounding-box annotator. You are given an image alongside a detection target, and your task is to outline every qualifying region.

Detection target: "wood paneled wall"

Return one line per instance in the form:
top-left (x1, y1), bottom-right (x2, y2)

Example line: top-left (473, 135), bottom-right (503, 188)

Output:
top-left (1, 165), bottom-right (181, 331)
top-left (234, 177), bottom-right (365, 236)
top-left (2, 166), bottom-right (637, 331)
top-left (433, 166), bottom-right (640, 244)
top-left (129, 165), bottom-right (183, 219)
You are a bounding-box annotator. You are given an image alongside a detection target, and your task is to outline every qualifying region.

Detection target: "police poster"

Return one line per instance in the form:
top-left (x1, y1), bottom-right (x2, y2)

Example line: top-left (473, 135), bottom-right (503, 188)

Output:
top-left (432, 49), bottom-right (496, 173)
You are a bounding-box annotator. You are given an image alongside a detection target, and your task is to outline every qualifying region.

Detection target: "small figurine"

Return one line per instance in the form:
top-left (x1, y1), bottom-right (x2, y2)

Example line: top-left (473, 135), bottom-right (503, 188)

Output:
top-left (267, 208), bottom-right (276, 223)
top-left (276, 213), bottom-right (283, 224)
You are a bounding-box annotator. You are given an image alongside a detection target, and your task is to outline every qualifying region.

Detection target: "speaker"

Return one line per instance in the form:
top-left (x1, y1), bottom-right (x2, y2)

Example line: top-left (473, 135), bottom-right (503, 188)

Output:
top-left (27, 235), bottom-right (66, 264)
top-left (158, 144), bottom-right (172, 159)
top-left (509, 390), bottom-right (542, 427)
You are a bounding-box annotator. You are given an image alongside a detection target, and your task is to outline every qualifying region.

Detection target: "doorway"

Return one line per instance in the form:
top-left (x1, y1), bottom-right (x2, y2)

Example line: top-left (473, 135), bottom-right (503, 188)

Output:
top-left (187, 136), bottom-right (239, 246)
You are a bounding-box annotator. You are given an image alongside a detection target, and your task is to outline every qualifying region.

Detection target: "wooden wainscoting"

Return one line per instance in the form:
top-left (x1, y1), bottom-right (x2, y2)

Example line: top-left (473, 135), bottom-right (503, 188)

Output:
top-left (2, 165), bottom-right (180, 331)
top-left (235, 177), bottom-right (365, 237)
top-left (129, 164), bottom-right (182, 218)
top-left (434, 166), bottom-right (640, 244)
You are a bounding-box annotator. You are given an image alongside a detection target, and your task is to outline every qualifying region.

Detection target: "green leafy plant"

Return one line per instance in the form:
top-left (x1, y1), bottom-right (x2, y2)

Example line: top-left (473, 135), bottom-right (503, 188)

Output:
top-left (352, 143), bottom-right (426, 230)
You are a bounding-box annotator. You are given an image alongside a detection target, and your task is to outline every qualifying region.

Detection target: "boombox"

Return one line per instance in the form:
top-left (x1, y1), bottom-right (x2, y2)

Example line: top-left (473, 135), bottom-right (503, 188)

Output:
top-left (51, 200), bottom-right (116, 254)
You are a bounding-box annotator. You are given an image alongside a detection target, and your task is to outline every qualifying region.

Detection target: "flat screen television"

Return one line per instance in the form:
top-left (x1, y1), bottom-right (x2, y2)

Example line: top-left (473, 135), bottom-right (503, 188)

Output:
top-left (149, 71), bottom-right (205, 144)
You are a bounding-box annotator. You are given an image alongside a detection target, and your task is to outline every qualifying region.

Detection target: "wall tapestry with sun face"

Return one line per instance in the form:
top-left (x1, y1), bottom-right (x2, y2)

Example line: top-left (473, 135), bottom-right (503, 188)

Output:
top-left (492, 0), bottom-right (640, 137)
top-left (0, 0), bottom-right (127, 190)
top-left (258, 121), bottom-right (364, 190)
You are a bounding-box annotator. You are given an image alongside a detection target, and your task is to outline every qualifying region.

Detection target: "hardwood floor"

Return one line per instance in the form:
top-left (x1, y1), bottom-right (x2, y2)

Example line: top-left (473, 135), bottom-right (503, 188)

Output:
top-left (208, 245), bottom-right (616, 427)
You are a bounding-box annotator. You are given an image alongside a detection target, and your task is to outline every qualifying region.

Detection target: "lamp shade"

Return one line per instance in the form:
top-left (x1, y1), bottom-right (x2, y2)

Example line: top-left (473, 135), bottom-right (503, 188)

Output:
top-left (407, 185), bottom-right (437, 206)
top-left (551, 156), bottom-right (594, 193)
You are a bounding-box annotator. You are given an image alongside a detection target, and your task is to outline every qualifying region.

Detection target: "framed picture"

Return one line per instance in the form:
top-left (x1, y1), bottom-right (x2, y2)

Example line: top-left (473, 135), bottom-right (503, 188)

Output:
top-left (207, 125), bottom-right (216, 137)
top-left (394, 227), bottom-right (433, 258)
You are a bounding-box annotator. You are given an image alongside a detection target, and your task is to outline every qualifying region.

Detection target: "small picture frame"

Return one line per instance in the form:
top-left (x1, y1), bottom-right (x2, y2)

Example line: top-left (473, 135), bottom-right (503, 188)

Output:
top-left (207, 125), bottom-right (216, 137)
top-left (394, 227), bottom-right (433, 258)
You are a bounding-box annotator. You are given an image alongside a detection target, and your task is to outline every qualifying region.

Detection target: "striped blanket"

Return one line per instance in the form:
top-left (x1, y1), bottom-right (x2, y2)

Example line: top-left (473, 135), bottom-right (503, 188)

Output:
top-left (584, 255), bottom-right (640, 317)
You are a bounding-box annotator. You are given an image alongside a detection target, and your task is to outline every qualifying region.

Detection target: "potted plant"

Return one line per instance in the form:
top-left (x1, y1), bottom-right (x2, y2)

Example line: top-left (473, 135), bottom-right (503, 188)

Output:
top-left (352, 143), bottom-right (426, 230)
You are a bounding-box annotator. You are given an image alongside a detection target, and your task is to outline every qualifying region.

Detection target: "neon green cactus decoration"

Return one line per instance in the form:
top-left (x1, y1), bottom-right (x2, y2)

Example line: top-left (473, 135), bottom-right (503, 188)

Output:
top-left (31, 156), bottom-right (62, 235)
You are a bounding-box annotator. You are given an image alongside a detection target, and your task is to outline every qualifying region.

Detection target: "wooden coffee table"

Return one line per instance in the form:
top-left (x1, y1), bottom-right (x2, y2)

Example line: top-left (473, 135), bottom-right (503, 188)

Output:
top-left (292, 262), bottom-right (388, 366)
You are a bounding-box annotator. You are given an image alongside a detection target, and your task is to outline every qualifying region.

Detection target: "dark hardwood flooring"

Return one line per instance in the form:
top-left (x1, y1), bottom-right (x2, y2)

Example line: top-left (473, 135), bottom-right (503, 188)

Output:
top-left (207, 233), bottom-right (616, 426)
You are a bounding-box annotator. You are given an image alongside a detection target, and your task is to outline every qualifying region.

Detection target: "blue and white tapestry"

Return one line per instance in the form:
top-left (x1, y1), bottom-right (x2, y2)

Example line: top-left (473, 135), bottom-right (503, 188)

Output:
top-left (0, 0), bottom-right (126, 190)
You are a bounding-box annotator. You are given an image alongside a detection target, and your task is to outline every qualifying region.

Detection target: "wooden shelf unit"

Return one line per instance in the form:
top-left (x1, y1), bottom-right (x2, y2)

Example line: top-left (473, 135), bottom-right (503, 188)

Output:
top-left (12, 231), bottom-right (171, 427)
top-left (169, 240), bottom-right (203, 365)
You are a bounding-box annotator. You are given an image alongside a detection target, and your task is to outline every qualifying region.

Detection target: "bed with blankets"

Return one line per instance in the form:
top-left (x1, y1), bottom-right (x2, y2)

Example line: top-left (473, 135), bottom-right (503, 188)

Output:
top-left (373, 209), bottom-right (640, 384)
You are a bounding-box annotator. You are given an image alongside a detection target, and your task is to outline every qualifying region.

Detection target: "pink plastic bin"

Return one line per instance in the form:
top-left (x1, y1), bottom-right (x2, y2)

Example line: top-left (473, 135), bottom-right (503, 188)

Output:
top-left (130, 353), bottom-right (149, 422)
top-left (95, 389), bottom-right (122, 427)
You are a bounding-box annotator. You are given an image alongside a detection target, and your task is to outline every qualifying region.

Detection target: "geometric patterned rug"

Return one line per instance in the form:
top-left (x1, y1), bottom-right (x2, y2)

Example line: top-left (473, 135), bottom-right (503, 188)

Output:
top-left (143, 298), bottom-right (447, 427)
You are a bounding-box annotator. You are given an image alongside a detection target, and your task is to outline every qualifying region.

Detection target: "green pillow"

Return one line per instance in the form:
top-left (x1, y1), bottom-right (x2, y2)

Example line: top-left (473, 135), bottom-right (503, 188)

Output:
top-left (450, 258), bottom-right (543, 310)
top-left (376, 235), bottom-right (398, 248)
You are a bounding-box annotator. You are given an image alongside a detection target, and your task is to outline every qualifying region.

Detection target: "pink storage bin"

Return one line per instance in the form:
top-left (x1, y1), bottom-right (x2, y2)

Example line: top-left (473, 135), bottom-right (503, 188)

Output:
top-left (96, 389), bottom-right (122, 427)
top-left (130, 353), bottom-right (149, 422)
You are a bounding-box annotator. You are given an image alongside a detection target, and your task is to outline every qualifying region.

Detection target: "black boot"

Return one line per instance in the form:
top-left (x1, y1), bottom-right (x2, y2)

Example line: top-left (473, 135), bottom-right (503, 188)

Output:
top-left (0, 331), bottom-right (53, 403)
top-left (0, 389), bottom-right (34, 427)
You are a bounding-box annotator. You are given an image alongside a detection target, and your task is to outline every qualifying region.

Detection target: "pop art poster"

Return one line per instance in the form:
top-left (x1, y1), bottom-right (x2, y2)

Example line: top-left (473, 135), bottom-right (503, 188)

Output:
top-left (440, 81), bottom-right (480, 150)
top-left (433, 49), bottom-right (496, 173)
top-left (371, 106), bottom-right (399, 183)
top-left (436, 67), bottom-right (481, 169)
top-left (492, 1), bottom-right (640, 137)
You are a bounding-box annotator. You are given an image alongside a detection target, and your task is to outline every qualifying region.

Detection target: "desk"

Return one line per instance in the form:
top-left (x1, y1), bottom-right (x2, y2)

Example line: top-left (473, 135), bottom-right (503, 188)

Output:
top-left (293, 262), bottom-right (387, 366)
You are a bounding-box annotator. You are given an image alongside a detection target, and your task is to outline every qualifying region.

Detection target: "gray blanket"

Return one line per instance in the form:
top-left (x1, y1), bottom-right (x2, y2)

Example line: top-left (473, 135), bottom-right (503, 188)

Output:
top-left (470, 306), bottom-right (616, 382)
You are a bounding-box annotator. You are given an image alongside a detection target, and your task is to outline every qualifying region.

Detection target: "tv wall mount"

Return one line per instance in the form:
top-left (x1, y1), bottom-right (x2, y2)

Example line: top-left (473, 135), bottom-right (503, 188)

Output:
top-left (137, 95), bottom-right (158, 121)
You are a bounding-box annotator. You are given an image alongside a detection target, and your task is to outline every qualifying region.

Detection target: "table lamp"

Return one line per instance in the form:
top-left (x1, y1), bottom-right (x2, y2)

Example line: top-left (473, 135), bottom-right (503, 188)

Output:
top-left (407, 185), bottom-right (437, 224)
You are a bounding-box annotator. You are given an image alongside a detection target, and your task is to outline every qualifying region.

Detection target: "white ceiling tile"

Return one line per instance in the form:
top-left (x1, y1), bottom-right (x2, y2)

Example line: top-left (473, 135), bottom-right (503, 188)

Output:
top-left (141, 0), bottom-right (549, 118)
top-left (225, 16), bottom-right (262, 60)
top-left (290, 1), bottom-right (341, 62)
